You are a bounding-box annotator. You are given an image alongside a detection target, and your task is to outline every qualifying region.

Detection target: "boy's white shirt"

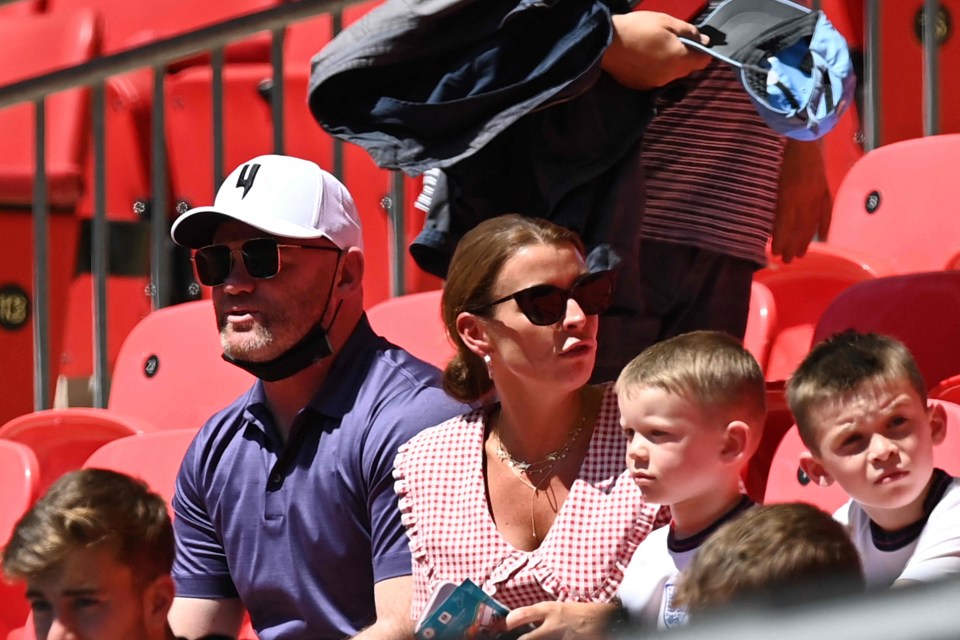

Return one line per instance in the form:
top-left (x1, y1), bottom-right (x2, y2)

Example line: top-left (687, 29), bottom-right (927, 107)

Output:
top-left (617, 526), bottom-right (696, 630)
top-left (834, 475), bottom-right (960, 588)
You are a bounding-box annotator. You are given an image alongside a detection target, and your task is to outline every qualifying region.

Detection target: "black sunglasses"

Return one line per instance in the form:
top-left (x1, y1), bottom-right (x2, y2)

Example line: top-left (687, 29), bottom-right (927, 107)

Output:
top-left (471, 270), bottom-right (614, 326)
top-left (193, 237), bottom-right (340, 286)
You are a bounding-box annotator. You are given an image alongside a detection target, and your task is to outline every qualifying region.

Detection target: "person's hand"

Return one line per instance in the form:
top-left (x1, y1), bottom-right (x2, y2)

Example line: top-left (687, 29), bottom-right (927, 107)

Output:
top-left (505, 601), bottom-right (616, 639)
top-left (601, 12), bottom-right (711, 90)
top-left (771, 139), bottom-right (833, 263)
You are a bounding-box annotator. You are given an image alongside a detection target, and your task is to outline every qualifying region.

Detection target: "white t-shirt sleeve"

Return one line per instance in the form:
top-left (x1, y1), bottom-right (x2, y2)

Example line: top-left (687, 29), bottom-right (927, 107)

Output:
top-left (898, 479), bottom-right (960, 584)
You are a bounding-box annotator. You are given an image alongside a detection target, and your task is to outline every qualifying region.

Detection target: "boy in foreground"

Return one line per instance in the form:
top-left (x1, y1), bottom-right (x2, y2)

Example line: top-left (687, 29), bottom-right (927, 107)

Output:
top-left (3, 469), bottom-right (227, 640)
top-left (787, 330), bottom-right (960, 589)
top-left (615, 330), bottom-right (766, 629)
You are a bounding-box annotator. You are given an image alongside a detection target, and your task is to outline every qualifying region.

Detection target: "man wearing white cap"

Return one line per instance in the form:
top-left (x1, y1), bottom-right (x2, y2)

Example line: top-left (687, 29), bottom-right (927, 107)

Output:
top-left (166, 155), bottom-right (466, 640)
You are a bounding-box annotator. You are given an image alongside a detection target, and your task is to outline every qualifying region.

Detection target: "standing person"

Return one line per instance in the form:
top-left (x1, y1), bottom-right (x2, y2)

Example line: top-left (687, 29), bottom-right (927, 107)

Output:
top-left (615, 330), bottom-right (766, 630)
top-left (2, 469), bottom-right (182, 640)
top-left (590, 0), bottom-right (834, 382)
top-left (394, 214), bottom-right (667, 638)
top-left (787, 331), bottom-right (960, 589)
top-left (166, 154), bottom-right (467, 640)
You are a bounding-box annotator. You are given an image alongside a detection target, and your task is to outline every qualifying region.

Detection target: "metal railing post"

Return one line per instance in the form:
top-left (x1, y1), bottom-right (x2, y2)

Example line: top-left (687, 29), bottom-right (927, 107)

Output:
top-left (91, 82), bottom-right (109, 407)
top-left (863, 0), bottom-right (881, 151)
top-left (151, 63), bottom-right (171, 310)
top-left (923, 0), bottom-right (941, 136)
top-left (31, 97), bottom-right (51, 411)
top-left (272, 27), bottom-right (286, 155)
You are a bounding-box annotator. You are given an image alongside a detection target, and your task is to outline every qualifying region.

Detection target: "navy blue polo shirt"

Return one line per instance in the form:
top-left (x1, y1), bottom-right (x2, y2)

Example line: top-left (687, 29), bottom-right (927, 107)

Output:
top-left (172, 316), bottom-right (467, 640)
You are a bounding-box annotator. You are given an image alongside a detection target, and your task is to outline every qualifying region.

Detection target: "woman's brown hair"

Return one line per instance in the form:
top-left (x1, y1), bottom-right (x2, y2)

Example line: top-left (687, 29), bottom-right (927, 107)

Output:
top-left (441, 214), bottom-right (584, 403)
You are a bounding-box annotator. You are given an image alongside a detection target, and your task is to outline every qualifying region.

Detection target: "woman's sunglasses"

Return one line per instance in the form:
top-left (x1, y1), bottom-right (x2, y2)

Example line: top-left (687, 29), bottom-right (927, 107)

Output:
top-left (471, 270), bottom-right (614, 326)
top-left (193, 237), bottom-right (339, 286)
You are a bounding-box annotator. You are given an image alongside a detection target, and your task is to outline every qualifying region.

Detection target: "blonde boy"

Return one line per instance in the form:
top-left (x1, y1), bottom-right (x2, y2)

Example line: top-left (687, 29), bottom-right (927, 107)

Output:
top-left (787, 330), bottom-right (960, 589)
top-left (615, 330), bottom-right (766, 629)
top-left (3, 469), bottom-right (178, 640)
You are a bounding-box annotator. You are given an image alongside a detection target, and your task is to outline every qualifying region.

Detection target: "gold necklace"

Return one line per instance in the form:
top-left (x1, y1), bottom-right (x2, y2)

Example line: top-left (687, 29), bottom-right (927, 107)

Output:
top-left (494, 413), bottom-right (587, 475)
top-left (493, 410), bottom-right (589, 541)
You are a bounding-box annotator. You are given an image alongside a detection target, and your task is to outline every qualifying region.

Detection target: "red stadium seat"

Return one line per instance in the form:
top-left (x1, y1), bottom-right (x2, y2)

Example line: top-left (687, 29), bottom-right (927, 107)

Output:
top-left (743, 280), bottom-right (778, 373)
top-left (107, 300), bottom-right (255, 430)
top-left (764, 400), bottom-right (960, 512)
top-left (83, 428), bottom-right (197, 508)
top-left (931, 374), bottom-right (960, 404)
top-left (0, 442), bottom-right (40, 640)
top-left (826, 134), bottom-right (960, 274)
top-left (822, 1), bottom-right (960, 148)
top-left (0, 409), bottom-right (151, 497)
top-left (0, 9), bottom-right (99, 426)
top-left (366, 290), bottom-right (453, 370)
top-left (754, 243), bottom-right (893, 382)
top-left (812, 270), bottom-right (960, 392)
top-left (0, 0), bottom-right (40, 17)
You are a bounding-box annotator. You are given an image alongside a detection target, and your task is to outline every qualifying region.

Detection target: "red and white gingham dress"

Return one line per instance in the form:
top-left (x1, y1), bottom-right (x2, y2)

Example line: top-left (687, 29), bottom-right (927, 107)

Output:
top-left (394, 383), bottom-right (668, 617)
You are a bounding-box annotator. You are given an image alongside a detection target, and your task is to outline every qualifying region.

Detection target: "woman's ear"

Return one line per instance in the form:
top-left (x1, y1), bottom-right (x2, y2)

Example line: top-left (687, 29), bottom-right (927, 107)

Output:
top-left (799, 452), bottom-right (835, 488)
top-left (720, 420), bottom-right (749, 462)
top-left (456, 311), bottom-right (491, 359)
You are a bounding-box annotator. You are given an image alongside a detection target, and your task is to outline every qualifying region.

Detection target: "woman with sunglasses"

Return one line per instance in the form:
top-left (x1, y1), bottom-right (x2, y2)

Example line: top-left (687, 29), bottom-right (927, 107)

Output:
top-left (394, 214), bottom-right (666, 637)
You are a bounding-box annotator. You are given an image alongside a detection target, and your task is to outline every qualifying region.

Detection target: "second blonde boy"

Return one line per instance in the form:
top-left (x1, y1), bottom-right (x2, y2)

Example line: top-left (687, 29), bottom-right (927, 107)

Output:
top-left (615, 330), bottom-right (766, 629)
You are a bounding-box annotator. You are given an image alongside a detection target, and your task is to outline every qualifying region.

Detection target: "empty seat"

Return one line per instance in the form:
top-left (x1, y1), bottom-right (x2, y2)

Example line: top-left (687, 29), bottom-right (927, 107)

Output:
top-left (0, 408), bottom-right (150, 496)
top-left (764, 400), bottom-right (960, 512)
top-left (107, 300), bottom-right (255, 430)
top-left (812, 270), bottom-right (960, 391)
top-left (754, 242), bottom-right (892, 381)
top-left (827, 134), bottom-right (960, 274)
top-left (931, 374), bottom-right (960, 404)
top-left (83, 428), bottom-right (197, 508)
top-left (0, 9), bottom-right (100, 426)
top-left (743, 280), bottom-right (778, 373)
top-left (0, 441), bottom-right (39, 640)
top-left (366, 289), bottom-right (452, 370)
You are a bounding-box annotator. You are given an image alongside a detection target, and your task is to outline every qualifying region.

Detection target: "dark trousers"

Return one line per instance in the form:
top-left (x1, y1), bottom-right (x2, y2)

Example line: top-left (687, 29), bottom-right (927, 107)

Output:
top-left (591, 239), bottom-right (757, 383)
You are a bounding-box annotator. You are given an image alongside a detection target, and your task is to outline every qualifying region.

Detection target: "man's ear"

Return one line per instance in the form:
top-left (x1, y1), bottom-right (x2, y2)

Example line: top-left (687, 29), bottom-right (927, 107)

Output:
top-left (799, 451), bottom-right (834, 488)
top-left (720, 420), bottom-right (749, 463)
top-left (929, 402), bottom-right (948, 446)
top-left (456, 311), bottom-right (490, 359)
top-left (337, 247), bottom-right (364, 292)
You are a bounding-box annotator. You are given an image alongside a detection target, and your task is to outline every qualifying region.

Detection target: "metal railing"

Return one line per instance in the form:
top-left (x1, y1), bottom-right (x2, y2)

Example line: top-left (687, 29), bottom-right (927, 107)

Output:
top-left (0, 0), bottom-right (949, 413)
top-left (0, 0), bottom-right (405, 410)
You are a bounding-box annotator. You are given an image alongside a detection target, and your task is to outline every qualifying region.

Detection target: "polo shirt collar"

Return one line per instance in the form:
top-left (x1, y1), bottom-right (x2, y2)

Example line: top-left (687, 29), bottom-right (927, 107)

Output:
top-left (243, 314), bottom-right (382, 427)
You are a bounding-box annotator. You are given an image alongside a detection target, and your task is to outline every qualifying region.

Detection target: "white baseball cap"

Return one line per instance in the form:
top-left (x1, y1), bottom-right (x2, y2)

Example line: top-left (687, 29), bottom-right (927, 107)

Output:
top-left (170, 154), bottom-right (364, 251)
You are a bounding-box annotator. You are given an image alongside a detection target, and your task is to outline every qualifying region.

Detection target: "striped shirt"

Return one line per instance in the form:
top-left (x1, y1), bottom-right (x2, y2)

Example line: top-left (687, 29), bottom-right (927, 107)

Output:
top-left (640, 60), bottom-right (786, 266)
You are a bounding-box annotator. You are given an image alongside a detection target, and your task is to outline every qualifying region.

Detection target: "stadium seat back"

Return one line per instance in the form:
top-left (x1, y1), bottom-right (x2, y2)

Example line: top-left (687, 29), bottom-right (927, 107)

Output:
top-left (812, 270), bottom-right (960, 391)
top-left (83, 428), bottom-right (197, 507)
top-left (0, 408), bottom-right (149, 496)
top-left (931, 374), bottom-right (960, 404)
top-left (0, 440), bottom-right (39, 546)
top-left (754, 243), bottom-right (891, 381)
top-left (743, 280), bottom-right (778, 372)
top-left (827, 134), bottom-right (960, 274)
top-left (0, 443), bottom-right (39, 638)
top-left (107, 300), bottom-right (255, 430)
top-left (0, 9), bottom-right (98, 207)
top-left (366, 289), bottom-right (453, 370)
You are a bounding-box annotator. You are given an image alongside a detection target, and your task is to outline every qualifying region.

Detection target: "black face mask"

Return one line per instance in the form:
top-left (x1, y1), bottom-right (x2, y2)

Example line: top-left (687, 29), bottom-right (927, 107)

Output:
top-left (221, 251), bottom-right (343, 382)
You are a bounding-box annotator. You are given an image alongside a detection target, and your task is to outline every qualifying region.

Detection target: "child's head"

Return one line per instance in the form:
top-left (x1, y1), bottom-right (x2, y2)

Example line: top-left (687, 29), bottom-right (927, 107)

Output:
top-left (3, 468), bottom-right (175, 640)
top-left (787, 331), bottom-right (947, 527)
top-left (674, 502), bottom-right (864, 616)
top-left (615, 331), bottom-right (766, 507)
